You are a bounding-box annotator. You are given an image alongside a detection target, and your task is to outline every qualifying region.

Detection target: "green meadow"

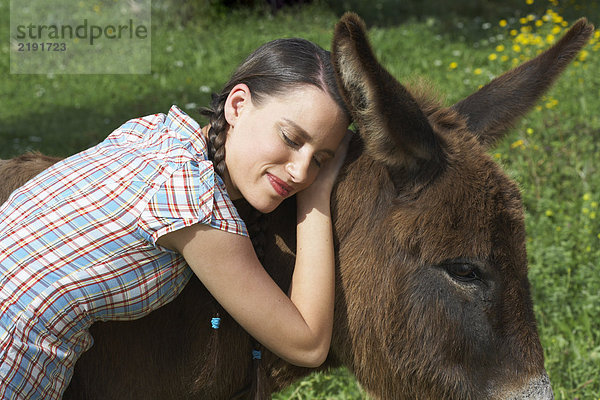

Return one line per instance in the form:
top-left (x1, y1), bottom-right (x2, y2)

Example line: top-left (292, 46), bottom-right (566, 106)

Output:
top-left (1, 0), bottom-right (598, 398)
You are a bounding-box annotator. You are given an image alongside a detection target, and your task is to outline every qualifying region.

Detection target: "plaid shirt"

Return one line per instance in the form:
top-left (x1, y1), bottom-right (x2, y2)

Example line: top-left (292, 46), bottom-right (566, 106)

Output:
top-left (0, 105), bottom-right (247, 399)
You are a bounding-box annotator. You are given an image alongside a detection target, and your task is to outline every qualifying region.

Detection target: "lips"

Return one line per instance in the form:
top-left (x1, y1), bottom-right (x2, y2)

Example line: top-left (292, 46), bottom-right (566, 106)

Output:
top-left (267, 173), bottom-right (293, 197)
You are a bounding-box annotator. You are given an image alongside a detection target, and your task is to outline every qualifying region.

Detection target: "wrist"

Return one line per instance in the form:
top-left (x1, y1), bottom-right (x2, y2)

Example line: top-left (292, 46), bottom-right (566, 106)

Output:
top-left (296, 191), bottom-right (331, 220)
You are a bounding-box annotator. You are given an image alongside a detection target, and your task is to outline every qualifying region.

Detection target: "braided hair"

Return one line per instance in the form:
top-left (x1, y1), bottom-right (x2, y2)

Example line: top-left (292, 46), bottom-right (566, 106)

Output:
top-left (198, 38), bottom-right (350, 398)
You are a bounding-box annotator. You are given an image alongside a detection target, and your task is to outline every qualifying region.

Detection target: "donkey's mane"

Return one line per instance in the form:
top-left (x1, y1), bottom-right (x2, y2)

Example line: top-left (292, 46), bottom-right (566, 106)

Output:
top-left (404, 79), bottom-right (469, 134)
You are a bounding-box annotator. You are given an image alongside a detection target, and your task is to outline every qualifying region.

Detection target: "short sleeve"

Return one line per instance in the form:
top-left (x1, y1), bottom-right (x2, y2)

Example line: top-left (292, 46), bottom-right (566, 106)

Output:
top-left (137, 160), bottom-right (247, 246)
top-left (211, 173), bottom-right (248, 235)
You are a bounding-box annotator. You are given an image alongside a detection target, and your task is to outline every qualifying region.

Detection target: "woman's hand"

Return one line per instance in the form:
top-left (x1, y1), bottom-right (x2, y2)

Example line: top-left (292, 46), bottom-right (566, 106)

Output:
top-left (296, 130), bottom-right (352, 215)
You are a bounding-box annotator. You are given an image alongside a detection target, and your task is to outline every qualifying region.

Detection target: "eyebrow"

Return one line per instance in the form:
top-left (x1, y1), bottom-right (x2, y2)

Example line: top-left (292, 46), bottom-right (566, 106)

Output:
top-left (282, 118), bottom-right (336, 157)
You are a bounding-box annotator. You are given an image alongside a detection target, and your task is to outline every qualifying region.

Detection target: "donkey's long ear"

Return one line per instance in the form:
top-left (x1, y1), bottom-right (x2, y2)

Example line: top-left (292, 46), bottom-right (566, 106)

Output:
top-left (332, 13), bottom-right (443, 172)
top-left (452, 18), bottom-right (594, 149)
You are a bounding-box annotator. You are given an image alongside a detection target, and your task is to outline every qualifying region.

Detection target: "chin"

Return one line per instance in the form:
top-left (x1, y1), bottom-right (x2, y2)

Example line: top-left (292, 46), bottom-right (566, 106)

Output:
top-left (247, 197), bottom-right (282, 214)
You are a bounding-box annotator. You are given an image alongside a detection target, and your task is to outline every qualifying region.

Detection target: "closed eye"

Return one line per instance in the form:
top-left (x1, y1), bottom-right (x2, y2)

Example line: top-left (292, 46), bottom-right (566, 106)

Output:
top-left (281, 128), bottom-right (325, 168)
top-left (281, 130), bottom-right (299, 148)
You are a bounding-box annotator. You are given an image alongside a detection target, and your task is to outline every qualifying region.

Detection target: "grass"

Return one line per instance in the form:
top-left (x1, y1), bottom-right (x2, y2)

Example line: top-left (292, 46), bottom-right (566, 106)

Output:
top-left (2, 0), bottom-right (599, 398)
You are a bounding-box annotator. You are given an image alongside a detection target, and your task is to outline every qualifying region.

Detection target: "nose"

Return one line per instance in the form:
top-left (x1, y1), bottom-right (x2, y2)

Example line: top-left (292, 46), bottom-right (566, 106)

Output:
top-left (286, 152), bottom-right (313, 184)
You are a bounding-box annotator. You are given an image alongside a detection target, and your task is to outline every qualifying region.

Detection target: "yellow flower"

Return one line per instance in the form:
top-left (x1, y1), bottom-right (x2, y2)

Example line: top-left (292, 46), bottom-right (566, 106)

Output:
top-left (526, 0), bottom-right (534, 4)
top-left (449, 62), bottom-right (458, 69)
top-left (496, 44), bottom-right (505, 52)
top-left (526, 128), bottom-right (534, 135)
top-left (527, 14), bottom-right (535, 21)
top-left (488, 53), bottom-right (498, 61)
top-left (510, 29), bottom-right (518, 36)
top-left (499, 19), bottom-right (508, 27)
top-left (513, 44), bottom-right (522, 52)
top-left (474, 68), bottom-right (482, 75)
top-left (501, 55), bottom-right (509, 62)
top-left (511, 139), bottom-right (524, 149)
top-left (546, 34), bottom-right (555, 44)
top-left (583, 193), bottom-right (591, 201)
top-left (551, 25), bottom-right (562, 35)
top-left (579, 50), bottom-right (589, 61)
top-left (535, 20), bottom-right (543, 27)
top-left (545, 98), bottom-right (558, 108)
top-left (591, 212), bottom-right (597, 219)
top-left (520, 17), bottom-right (528, 24)
top-left (592, 201), bottom-right (598, 209)
top-left (546, 210), bottom-right (554, 217)
top-left (583, 207), bottom-right (590, 215)
top-left (597, 233), bottom-right (600, 240)
top-left (494, 153), bottom-right (502, 159)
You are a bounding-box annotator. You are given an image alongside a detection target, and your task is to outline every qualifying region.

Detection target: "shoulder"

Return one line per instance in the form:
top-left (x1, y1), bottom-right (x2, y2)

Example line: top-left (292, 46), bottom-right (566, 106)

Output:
top-left (101, 105), bottom-right (208, 162)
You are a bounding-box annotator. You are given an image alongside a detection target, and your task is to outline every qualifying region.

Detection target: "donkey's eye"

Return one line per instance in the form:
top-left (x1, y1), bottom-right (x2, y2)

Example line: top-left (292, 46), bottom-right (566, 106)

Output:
top-left (445, 262), bottom-right (481, 283)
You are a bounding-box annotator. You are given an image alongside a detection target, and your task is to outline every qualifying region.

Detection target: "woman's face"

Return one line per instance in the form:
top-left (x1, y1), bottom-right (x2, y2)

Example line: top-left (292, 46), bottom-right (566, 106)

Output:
top-left (223, 83), bottom-right (348, 213)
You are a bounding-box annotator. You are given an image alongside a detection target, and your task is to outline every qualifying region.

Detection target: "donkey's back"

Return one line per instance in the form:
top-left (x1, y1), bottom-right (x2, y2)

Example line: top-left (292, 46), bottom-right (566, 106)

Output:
top-left (0, 153), bottom-right (61, 204)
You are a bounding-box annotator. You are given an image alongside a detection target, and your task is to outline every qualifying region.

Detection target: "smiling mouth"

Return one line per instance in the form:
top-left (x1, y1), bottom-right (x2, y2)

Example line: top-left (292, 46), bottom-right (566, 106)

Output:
top-left (267, 173), bottom-right (293, 197)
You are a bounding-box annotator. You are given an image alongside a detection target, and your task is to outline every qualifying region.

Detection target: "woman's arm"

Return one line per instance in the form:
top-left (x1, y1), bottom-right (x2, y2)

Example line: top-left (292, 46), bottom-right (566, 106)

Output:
top-left (158, 219), bottom-right (331, 367)
top-left (157, 133), bottom-right (350, 367)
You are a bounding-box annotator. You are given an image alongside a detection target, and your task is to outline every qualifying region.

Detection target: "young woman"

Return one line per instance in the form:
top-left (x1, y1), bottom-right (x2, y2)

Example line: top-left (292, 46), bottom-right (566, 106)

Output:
top-left (0, 38), bottom-right (351, 399)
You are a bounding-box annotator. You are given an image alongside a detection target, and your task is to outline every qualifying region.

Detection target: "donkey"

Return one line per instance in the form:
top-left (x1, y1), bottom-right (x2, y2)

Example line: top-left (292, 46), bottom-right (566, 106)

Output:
top-left (0, 13), bottom-right (593, 399)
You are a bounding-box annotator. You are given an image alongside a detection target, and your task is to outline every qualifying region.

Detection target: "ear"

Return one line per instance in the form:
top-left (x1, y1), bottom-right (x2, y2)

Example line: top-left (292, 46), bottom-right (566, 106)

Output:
top-left (331, 12), bottom-right (444, 172)
top-left (224, 83), bottom-right (251, 127)
top-left (451, 18), bottom-right (594, 149)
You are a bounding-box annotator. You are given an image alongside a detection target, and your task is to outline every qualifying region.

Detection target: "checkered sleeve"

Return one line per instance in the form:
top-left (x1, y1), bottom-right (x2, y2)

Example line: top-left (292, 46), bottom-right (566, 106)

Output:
top-left (137, 160), bottom-right (247, 246)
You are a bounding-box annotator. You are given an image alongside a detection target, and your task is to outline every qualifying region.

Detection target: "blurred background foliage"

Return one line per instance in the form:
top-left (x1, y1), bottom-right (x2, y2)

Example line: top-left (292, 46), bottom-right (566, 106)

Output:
top-left (170, 0), bottom-right (599, 30)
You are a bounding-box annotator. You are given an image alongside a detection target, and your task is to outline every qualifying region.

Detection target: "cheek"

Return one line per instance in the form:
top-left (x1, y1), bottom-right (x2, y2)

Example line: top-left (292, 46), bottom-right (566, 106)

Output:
top-left (258, 138), bottom-right (293, 165)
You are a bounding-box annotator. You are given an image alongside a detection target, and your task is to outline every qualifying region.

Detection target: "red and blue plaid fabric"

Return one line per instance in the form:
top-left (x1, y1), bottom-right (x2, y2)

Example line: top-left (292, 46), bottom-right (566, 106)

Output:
top-left (0, 105), bottom-right (247, 399)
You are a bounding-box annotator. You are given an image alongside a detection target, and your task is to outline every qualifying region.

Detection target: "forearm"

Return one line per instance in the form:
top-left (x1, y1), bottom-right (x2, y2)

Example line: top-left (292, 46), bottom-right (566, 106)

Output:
top-left (287, 191), bottom-right (335, 364)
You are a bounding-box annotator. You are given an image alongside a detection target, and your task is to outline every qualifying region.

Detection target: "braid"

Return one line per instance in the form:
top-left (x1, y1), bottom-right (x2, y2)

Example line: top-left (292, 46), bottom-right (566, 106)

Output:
top-left (200, 95), bottom-right (271, 398)
top-left (201, 93), bottom-right (229, 178)
top-left (195, 93), bottom-right (230, 390)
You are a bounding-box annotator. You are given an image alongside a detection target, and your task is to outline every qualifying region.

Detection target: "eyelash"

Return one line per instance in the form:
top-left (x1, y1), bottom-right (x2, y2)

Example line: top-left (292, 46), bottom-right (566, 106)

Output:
top-left (281, 130), bottom-right (322, 168)
top-left (281, 131), bottom-right (299, 148)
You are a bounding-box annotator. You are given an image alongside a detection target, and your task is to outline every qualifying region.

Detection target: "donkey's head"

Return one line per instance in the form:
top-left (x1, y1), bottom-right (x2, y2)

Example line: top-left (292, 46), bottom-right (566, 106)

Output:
top-left (329, 13), bottom-right (593, 399)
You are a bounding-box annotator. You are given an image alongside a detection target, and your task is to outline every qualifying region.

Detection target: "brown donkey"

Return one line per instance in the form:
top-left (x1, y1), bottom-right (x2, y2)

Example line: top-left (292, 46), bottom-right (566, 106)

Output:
top-left (0, 13), bottom-right (593, 400)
